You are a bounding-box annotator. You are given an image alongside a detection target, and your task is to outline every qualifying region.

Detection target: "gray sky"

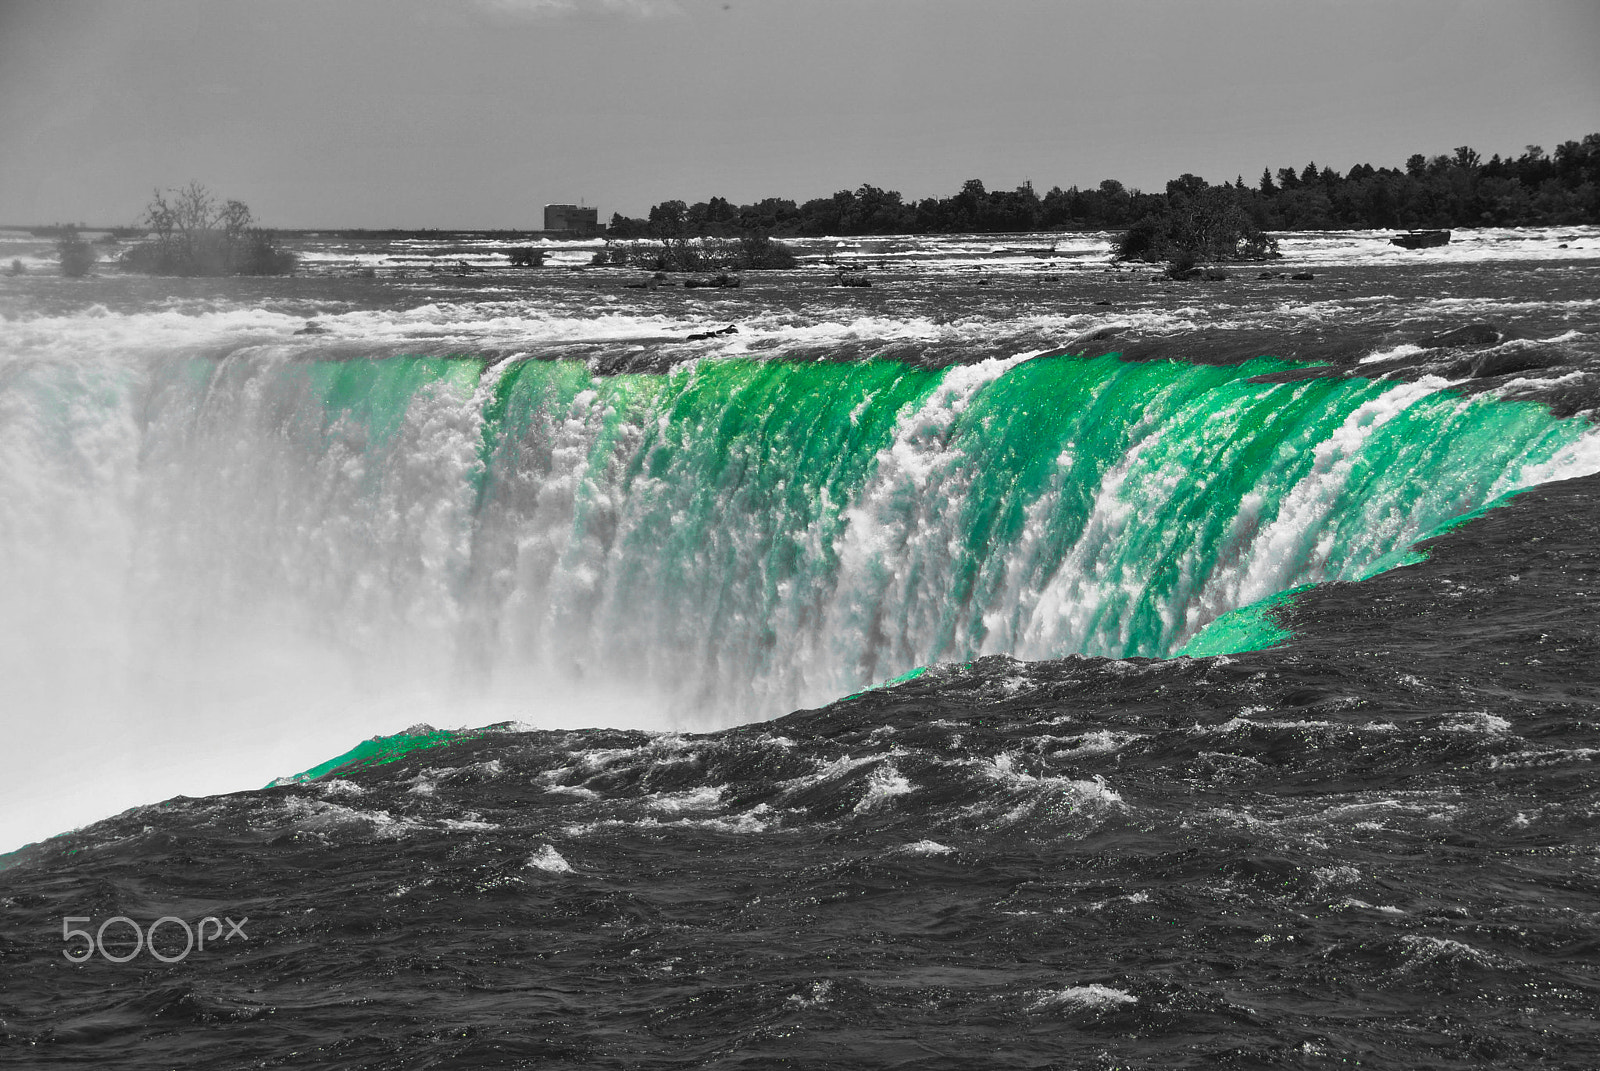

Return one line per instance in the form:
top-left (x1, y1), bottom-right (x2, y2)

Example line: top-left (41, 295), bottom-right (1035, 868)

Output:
top-left (3, 0), bottom-right (1597, 228)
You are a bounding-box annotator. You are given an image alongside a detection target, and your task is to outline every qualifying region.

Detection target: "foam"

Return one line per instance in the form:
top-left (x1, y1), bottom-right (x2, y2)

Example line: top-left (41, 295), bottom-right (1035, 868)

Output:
top-left (643, 786), bottom-right (727, 813)
top-left (974, 754), bottom-right (1124, 826)
top-left (1440, 712), bottom-right (1512, 733)
top-left (560, 803), bottom-right (783, 837)
top-left (1029, 984), bottom-right (1138, 1011)
top-left (852, 763), bottom-right (915, 813)
top-left (896, 840), bottom-right (955, 856)
top-left (1047, 730), bottom-right (1142, 755)
top-left (282, 796), bottom-right (423, 838)
top-left (1398, 934), bottom-right (1501, 969)
top-left (525, 844), bottom-right (576, 873)
top-left (786, 980), bottom-right (834, 1007)
top-left (1272, 225), bottom-right (1600, 267)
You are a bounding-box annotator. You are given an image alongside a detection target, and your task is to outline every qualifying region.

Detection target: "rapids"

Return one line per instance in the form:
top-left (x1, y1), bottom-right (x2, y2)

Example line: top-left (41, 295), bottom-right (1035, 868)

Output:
top-left (4, 335), bottom-right (1600, 849)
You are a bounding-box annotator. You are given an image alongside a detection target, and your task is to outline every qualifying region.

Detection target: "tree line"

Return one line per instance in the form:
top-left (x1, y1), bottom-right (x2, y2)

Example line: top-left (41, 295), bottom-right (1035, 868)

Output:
top-left (606, 133), bottom-right (1600, 239)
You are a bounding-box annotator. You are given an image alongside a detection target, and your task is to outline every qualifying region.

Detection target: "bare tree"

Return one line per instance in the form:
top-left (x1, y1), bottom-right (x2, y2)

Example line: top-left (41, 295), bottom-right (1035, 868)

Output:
top-left (126, 183), bottom-right (293, 275)
top-left (220, 199), bottom-right (252, 239)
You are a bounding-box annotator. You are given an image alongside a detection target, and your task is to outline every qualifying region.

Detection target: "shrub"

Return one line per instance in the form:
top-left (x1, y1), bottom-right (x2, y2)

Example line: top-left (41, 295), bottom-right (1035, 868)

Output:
top-left (592, 242), bottom-right (635, 267)
top-left (1164, 250), bottom-right (1200, 280)
top-left (604, 234), bottom-right (797, 272)
top-left (238, 229), bottom-right (298, 275)
top-left (119, 182), bottom-right (295, 276)
top-left (737, 232), bottom-right (797, 269)
top-left (56, 230), bottom-right (96, 277)
top-left (1117, 185), bottom-right (1278, 265)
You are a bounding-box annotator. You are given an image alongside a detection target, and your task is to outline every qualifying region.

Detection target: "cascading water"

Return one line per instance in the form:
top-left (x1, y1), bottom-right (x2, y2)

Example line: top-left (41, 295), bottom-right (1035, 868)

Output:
top-left (4, 343), bottom-right (1600, 846)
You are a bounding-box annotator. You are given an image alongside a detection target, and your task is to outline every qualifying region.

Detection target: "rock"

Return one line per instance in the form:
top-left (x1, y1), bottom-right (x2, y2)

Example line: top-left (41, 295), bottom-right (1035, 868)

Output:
top-left (685, 273), bottom-right (740, 289)
top-left (686, 324), bottom-right (738, 342)
top-left (1419, 323), bottom-right (1500, 349)
top-left (1290, 272), bottom-right (1314, 280)
top-left (1069, 324), bottom-right (1131, 349)
top-left (1470, 349), bottom-right (1556, 380)
top-left (295, 321), bottom-right (328, 335)
top-left (1390, 230), bottom-right (1451, 249)
top-left (1258, 271), bottom-right (1274, 279)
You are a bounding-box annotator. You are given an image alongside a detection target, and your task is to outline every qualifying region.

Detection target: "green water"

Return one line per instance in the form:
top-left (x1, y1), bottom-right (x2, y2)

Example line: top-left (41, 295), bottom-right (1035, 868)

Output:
top-left (1179, 584), bottom-right (1310, 657)
top-left (273, 727), bottom-right (484, 785)
top-left (151, 350), bottom-right (1595, 727)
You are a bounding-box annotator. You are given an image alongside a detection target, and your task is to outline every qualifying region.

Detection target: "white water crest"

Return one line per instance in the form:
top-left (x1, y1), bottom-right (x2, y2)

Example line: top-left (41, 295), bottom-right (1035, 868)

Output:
top-left (3, 303), bottom-right (1599, 851)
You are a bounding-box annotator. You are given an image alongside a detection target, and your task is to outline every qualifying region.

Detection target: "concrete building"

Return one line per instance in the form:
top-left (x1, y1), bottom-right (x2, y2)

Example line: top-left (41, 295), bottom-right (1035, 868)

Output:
top-left (543, 204), bottom-right (602, 236)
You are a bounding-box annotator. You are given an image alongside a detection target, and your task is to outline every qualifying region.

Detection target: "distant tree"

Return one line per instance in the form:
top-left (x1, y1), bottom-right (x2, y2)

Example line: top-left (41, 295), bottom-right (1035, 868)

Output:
top-left (1552, 138), bottom-right (1599, 186)
top-left (1117, 185), bottom-right (1278, 267)
top-left (702, 195), bottom-right (738, 232)
top-left (1515, 145), bottom-right (1555, 187)
top-left (845, 184), bottom-right (912, 233)
top-left (982, 181), bottom-right (1041, 231)
top-left (604, 233), bottom-right (796, 272)
top-left (607, 212), bottom-right (648, 238)
top-left (1167, 173), bottom-right (1208, 199)
top-left (622, 129), bottom-right (1599, 244)
top-left (647, 200), bottom-right (688, 237)
top-left (55, 228), bottom-right (96, 277)
top-left (736, 232), bottom-right (797, 268)
top-left (1039, 185), bottom-right (1074, 227)
top-left (121, 183), bottom-right (295, 275)
top-left (736, 197), bottom-right (799, 235)
top-left (1095, 178), bottom-right (1133, 225)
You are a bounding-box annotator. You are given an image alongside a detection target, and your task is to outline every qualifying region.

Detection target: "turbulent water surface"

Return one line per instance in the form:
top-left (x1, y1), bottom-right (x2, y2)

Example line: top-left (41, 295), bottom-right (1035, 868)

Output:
top-left (1, 227), bottom-right (1599, 1068)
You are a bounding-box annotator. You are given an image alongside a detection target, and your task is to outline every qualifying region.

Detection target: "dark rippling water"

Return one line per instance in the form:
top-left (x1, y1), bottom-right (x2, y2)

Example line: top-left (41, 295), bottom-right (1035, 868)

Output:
top-left (2, 227), bottom-right (1599, 1068)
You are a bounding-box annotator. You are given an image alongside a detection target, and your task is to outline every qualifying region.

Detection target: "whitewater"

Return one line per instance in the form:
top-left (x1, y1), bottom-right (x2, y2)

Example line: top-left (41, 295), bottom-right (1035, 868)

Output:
top-left (4, 226), bottom-right (1600, 1069)
top-left (3, 227), bottom-right (1600, 853)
